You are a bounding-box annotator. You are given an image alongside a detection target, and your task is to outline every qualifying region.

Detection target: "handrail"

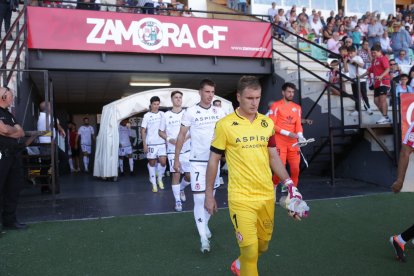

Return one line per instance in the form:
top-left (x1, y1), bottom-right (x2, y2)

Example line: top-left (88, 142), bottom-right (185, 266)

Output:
top-left (37, 0), bottom-right (270, 21)
top-left (0, 6), bottom-right (27, 86)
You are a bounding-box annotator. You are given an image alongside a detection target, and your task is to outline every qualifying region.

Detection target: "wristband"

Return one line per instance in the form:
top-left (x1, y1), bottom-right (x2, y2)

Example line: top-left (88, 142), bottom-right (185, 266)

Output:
top-left (280, 129), bottom-right (290, 136)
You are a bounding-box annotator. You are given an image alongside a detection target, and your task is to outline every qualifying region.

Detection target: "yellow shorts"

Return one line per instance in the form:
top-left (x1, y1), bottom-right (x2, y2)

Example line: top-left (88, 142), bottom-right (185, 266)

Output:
top-left (228, 199), bottom-right (275, 247)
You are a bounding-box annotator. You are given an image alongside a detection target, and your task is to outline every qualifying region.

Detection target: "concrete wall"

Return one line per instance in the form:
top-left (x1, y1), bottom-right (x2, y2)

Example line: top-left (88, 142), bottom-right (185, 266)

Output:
top-left (336, 139), bottom-right (396, 187)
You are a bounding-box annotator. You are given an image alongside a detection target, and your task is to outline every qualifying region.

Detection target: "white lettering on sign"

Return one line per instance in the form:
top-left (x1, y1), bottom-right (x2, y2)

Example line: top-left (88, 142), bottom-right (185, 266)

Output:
top-left (86, 17), bottom-right (228, 50)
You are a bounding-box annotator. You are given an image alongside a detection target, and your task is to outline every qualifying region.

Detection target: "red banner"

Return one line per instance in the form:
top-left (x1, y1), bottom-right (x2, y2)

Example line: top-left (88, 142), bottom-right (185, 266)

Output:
top-left (400, 94), bottom-right (414, 141)
top-left (27, 7), bottom-right (272, 58)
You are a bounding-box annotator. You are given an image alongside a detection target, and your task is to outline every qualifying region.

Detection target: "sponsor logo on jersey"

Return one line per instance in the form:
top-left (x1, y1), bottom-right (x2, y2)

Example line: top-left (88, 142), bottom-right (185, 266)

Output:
top-left (195, 183), bottom-right (200, 190)
top-left (196, 110), bottom-right (201, 114)
top-left (287, 115), bottom-right (293, 123)
top-left (235, 136), bottom-right (268, 143)
top-left (292, 107), bottom-right (297, 112)
top-left (231, 121), bottom-right (239, 126)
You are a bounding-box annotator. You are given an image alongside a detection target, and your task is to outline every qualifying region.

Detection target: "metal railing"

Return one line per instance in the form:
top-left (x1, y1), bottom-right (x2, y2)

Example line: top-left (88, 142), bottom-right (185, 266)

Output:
top-left (269, 22), bottom-right (400, 182)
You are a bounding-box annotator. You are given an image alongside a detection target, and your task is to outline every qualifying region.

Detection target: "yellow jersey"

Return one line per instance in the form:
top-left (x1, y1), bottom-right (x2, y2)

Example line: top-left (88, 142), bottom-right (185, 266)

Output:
top-left (211, 110), bottom-right (275, 201)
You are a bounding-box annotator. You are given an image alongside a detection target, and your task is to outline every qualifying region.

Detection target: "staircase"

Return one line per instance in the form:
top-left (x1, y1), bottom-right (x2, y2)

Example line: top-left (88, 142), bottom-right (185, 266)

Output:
top-left (271, 36), bottom-right (397, 181)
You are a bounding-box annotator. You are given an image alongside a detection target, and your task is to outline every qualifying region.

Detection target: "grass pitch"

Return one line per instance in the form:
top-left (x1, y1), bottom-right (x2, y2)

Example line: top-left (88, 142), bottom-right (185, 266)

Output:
top-left (1, 193), bottom-right (414, 275)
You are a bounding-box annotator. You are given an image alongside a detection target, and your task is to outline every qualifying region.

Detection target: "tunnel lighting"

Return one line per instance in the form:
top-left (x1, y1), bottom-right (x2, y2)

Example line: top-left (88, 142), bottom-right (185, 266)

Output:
top-left (129, 82), bottom-right (171, 87)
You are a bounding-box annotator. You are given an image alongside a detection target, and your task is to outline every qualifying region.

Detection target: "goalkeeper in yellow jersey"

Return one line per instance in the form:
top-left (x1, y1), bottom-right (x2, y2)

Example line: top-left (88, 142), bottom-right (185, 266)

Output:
top-left (205, 76), bottom-right (308, 276)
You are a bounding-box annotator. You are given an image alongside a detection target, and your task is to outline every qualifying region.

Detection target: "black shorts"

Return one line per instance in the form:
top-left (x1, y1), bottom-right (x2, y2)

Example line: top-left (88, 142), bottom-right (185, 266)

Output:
top-left (374, 86), bottom-right (390, 97)
top-left (70, 147), bottom-right (79, 157)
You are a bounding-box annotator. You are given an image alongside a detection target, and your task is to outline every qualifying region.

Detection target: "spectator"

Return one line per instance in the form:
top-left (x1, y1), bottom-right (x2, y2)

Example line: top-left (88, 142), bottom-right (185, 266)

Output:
top-left (343, 46), bottom-right (373, 116)
top-left (286, 5), bottom-right (297, 21)
top-left (335, 8), bottom-right (344, 21)
top-left (344, 37), bottom-right (353, 48)
top-left (318, 10), bottom-right (326, 28)
top-left (380, 30), bottom-right (393, 55)
top-left (297, 13), bottom-right (311, 36)
top-left (139, 0), bottom-right (154, 14)
top-left (267, 2), bottom-right (277, 22)
top-left (391, 22), bottom-right (412, 60)
top-left (351, 26), bottom-right (362, 49)
top-left (408, 65), bottom-right (414, 86)
top-left (298, 7), bottom-right (308, 21)
top-left (358, 40), bottom-right (372, 68)
top-left (181, 5), bottom-right (193, 17)
top-left (327, 32), bottom-right (343, 57)
top-left (323, 22), bottom-right (334, 43)
top-left (168, 3), bottom-right (180, 16)
top-left (285, 21), bottom-right (299, 43)
top-left (395, 74), bottom-right (413, 98)
top-left (309, 13), bottom-right (323, 39)
top-left (273, 15), bottom-right (285, 39)
top-left (389, 59), bottom-right (401, 81)
top-left (361, 44), bottom-right (392, 124)
top-left (100, 0), bottom-right (116, 11)
top-left (326, 10), bottom-right (335, 24)
top-left (395, 50), bottom-right (410, 65)
top-left (360, 17), bottom-right (370, 41)
top-left (308, 9), bottom-right (317, 23)
top-left (0, 0), bottom-right (18, 40)
top-left (237, 0), bottom-right (247, 14)
top-left (76, 0), bottom-right (97, 10)
top-left (326, 59), bottom-right (354, 99)
top-left (367, 17), bottom-right (383, 48)
top-left (278, 8), bottom-right (286, 26)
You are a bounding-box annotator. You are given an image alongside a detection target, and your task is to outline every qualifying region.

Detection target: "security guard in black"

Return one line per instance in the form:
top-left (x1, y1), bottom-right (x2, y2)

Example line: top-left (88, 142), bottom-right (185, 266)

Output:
top-left (0, 87), bottom-right (27, 230)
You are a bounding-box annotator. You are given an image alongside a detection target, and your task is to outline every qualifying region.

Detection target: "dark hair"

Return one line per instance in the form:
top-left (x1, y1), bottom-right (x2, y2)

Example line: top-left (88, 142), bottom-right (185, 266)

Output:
top-left (347, 46), bottom-right (356, 52)
top-left (237, 76), bottom-right (261, 94)
top-left (171, 90), bottom-right (183, 98)
top-left (213, 99), bottom-right (221, 104)
top-left (339, 46), bottom-right (348, 52)
top-left (83, 117), bottom-right (89, 121)
top-left (199, 79), bottom-right (216, 90)
top-left (282, 82), bottom-right (296, 91)
top-left (371, 44), bottom-right (382, 52)
top-left (150, 96), bottom-right (160, 104)
top-left (400, 73), bottom-right (409, 79)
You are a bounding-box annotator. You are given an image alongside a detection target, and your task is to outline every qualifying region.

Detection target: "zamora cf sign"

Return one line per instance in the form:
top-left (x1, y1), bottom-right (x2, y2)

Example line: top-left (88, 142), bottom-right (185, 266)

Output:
top-left (87, 17), bottom-right (228, 50)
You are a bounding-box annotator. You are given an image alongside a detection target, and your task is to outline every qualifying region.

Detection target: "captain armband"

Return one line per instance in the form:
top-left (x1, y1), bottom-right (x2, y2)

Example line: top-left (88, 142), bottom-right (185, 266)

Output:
top-left (280, 129), bottom-right (290, 136)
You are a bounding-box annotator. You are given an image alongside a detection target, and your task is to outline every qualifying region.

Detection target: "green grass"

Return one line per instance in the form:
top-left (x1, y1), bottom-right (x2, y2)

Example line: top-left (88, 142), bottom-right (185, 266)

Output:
top-left (1, 193), bottom-right (414, 275)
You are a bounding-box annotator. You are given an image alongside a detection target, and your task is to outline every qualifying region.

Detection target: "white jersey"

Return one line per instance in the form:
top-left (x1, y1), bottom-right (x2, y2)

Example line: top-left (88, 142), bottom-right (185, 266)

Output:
top-left (181, 103), bottom-right (225, 162)
top-left (118, 125), bottom-right (131, 147)
top-left (141, 111), bottom-right (165, 145)
top-left (78, 125), bottom-right (94, 146)
top-left (159, 109), bottom-right (190, 154)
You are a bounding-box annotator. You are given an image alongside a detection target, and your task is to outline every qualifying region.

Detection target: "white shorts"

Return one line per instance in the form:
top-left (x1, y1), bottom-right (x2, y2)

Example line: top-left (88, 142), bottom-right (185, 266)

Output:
top-left (147, 144), bottom-right (167, 160)
top-left (81, 144), bottom-right (92, 154)
top-left (167, 152), bottom-right (190, 173)
top-left (119, 146), bottom-right (133, 157)
top-left (190, 161), bottom-right (220, 192)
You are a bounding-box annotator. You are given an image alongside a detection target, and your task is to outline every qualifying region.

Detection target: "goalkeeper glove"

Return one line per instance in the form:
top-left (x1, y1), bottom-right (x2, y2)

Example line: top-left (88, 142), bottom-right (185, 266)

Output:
top-left (279, 179), bottom-right (310, 220)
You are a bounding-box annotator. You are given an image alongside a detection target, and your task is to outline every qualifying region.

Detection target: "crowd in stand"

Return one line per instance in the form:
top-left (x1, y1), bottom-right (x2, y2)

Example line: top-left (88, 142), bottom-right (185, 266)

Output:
top-left (268, 3), bottom-right (414, 124)
top-left (29, 0), bottom-right (192, 16)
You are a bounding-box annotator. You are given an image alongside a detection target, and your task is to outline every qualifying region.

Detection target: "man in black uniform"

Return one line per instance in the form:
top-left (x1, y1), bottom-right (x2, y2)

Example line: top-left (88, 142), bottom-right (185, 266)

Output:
top-left (0, 86), bottom-right (27, 231)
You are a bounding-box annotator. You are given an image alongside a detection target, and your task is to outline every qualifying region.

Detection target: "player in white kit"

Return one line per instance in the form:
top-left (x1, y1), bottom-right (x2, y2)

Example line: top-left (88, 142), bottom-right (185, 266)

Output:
top-left (141, 96), bottom-right (167, 192)
top-left (76, 117), bottom-right (95, 173)
top-left (118, 119), bottom-right (134, 176)
top-left (159, 91), bottom-right (191, 212)
top-left (174, 79), bottom-right (225, 253)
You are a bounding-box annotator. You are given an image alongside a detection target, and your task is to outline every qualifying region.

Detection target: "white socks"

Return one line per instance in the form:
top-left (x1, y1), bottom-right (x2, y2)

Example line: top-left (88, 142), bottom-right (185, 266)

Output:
top-left (129, 158), bottom-right (134, 172)
top-left (148, 163), bottom-right (156, 185)
top-left (68, 158), bottom-right (74, 171)
top-left (157, 163), bottom-right (166, 181)
top-left (172, 184), bottom-right (181, 203)
top-left (180, 178), bottom-right (190, 191)
top-left (119, 159), bottom-right (124, 172)
top-left (83, 156), bottom-right (89, 171)
top-left (193, 193), bottom-right (207, 240)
